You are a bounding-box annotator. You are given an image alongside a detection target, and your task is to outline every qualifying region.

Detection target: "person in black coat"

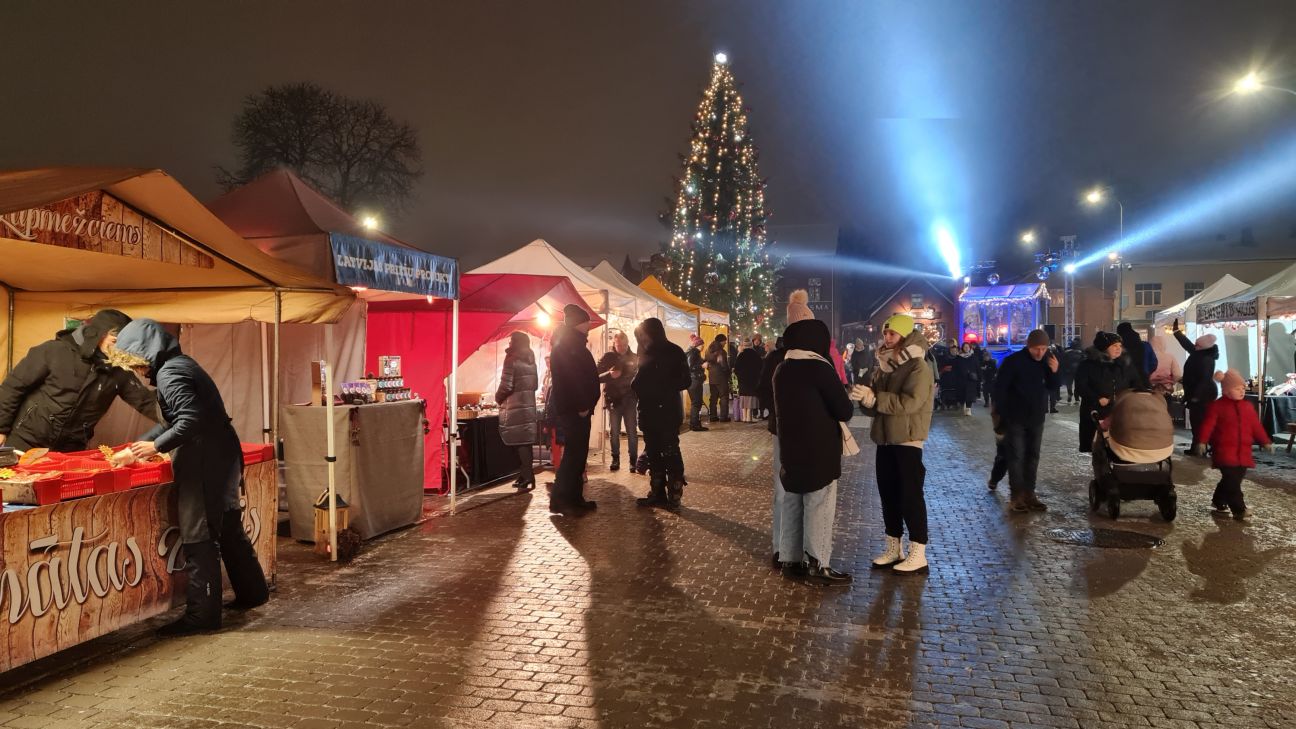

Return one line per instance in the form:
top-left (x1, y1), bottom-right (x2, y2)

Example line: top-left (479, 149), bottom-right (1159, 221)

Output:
top-left (1059, 339), bottom-right (1085, 404)
top-left (114, 319), bottom-right (268, 636)
top-left (1117, 322), bottom-right (1157, 389)
top-left (952, 342), bottom-right (980, 415)
top-left (705, 334), bottom-right (732, 422)
top-left (548, 304), bottom-right (601, 514)
top-left (978, 349), bottom-right (997, 408)
top-left (992, 329), bottom-right (1059, 512)
top-left (1074, 331), bottom-right (1142, 453)
top-left (773, 318), bottom-right (855, 585)
top-left (631, 318), bottom-right (691, 508)
top-left (596, 332), bottom-right (639, 472)
top-left (734, 340), bottom-right (763, 420)
top-left (496, 331), bottom-right (539, 491)
top-left (0, 309), bottom-right (159, 451)
top-left (757, 334), bottom-right (788, 562)
top-left (684, 334), bottom-right (707, 431)
top-left (1172, 318), bottom-right (1220, 452)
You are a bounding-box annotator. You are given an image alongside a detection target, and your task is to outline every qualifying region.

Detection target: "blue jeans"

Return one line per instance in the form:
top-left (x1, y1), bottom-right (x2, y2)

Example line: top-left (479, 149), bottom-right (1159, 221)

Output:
top-left (608, 397), bottom-right (638, 464)
top-left (771, 438), bottom-right (784, 555)
top-left (778, 481), bottom-right (838, 566)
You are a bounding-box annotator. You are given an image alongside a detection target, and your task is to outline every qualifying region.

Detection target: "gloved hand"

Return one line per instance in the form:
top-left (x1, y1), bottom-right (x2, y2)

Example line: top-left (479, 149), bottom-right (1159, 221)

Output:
top-left (1190, 444), bottom-right (1206, 457)
top-left (1262, 443), bottom-right (1276, 454)
top-left (849, 384), bottom-right (876, 408)
top-left (1173, 317), bottom-right (1180, 333)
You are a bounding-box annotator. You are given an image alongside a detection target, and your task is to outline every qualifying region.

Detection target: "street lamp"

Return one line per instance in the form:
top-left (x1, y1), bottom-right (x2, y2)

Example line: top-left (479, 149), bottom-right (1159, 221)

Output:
top-left (1084, 185), bottom-right (1125, 326)
top-left (1233, 71), bottom-right (1296, 97)
top-left (1020, 230), bottom-right (1036, 245)
top-left (361, 214), bottom-right (379, 231)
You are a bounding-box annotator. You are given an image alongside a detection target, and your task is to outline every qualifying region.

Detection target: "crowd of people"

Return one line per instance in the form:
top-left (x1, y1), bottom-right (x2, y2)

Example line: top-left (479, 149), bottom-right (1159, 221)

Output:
top-left (488, 295), bottom-right (1279, 589)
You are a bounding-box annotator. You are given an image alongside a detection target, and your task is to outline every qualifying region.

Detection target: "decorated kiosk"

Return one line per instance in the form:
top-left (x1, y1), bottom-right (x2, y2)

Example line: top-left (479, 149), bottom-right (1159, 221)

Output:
top-left (958, 283), bottom-right (1050, 359)
top-left (0, 167), bottom-right (354, 672)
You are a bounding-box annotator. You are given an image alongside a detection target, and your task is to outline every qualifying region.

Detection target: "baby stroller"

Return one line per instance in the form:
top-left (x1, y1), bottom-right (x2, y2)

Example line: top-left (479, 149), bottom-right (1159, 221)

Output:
top-left (1089, 390), bottom-right (1177, 521)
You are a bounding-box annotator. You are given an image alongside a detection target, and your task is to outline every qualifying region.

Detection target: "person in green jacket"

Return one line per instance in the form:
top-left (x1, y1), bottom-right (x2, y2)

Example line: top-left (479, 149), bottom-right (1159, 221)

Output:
top-left (855, 314), bottom-right (934, 574)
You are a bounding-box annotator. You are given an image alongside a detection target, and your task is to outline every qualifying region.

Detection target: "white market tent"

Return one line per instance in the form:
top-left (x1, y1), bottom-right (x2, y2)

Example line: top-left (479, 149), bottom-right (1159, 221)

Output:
top-left (1151, 274), bottom-right (1249, 382)
top-left (1196, 261), bottom-right (1296, 386)
top-left (0, 167), bottom-right (354, 447)
top-left (590, 260), bottom-right (697, 348)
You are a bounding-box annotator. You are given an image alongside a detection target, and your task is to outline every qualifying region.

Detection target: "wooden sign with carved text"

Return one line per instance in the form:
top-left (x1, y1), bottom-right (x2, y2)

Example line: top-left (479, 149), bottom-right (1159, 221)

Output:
top-left (0, 190), bottom-right (215, 268)
top-left (0, 460), bottom-right (275, 673)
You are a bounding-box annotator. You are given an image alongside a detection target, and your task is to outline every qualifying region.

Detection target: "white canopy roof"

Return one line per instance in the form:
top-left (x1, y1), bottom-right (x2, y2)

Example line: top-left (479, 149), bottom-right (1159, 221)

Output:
top-left (1154, 274), bottom-right (1249, 331)
top-left (591, 260), bottom-right (697, 334)
top-left (470, 239), bottom-right (653, 322)
top-left (1197, 261), bottom-right (1296, 324)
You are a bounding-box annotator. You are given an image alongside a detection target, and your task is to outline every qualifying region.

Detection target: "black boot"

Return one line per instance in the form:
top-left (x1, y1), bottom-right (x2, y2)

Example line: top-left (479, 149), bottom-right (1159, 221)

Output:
top-left (665, 480), bottom-right (684, 508)
top-left (637, 473), bottom-right (670, 507)
top-left (219, 512), bottom-right (269, 611)
top-left (160, 541), bottom-right (222, 636)
top-left (515, 445), bottom-right (536, 490)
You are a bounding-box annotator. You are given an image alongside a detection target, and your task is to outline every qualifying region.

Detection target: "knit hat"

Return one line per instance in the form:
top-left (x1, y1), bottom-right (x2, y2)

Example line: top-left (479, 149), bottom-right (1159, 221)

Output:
top-left (1026, 329), bottom-right (1050, 348)
top-left (1094, 331), bottom-right (1121, 350)
top-left (1217, 369), bottom-right (1245, 398)
top-left (1195, 333), bottom-right (1217, 350)
top-left (562, 303), bottom-right (590, 326)
top-left (882, 313), bottom-right (914, 337)
top-left (689, 333), bottom-right (704, 347)
top-left (786, 289), bottom-right (814, 324)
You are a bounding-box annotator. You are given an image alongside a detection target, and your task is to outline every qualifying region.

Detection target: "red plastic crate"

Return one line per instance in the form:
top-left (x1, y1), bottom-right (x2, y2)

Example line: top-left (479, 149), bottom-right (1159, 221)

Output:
top-left (242, 443), bottom-right (274, 465)
top-left (126, 461), bottom-right (173, 487)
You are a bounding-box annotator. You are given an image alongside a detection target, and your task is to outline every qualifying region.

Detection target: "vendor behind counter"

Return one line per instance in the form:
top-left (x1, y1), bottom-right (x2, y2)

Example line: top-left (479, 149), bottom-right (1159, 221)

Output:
top-left (0, 309), bottom-right (159, 451)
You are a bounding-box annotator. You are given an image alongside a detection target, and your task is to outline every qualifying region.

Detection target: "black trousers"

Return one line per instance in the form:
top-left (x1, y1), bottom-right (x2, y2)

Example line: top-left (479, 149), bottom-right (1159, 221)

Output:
top-left (982, 384), bottom-right (993, 407)
top-left (641, 424), bottom-right (685, 485)
top-left (553, 413), bottom-right (592, 505)
top-left (1188, 401), bottom-right (1210, 449)
top-left (875, 444), bottom-right (928, 544)
top-left (1063, 376), bottom-right (1076, 403)
top-left (688, 381), bottom-right (704, 427)
top-left (1078, 398), bottom-right (1101, 453)
top-left (709, 380), bottom-right (730, 421)
top-left (1212, 466), bottom-right (1248, 513)
top-left (1003, 420), bottom-right (1044, 494)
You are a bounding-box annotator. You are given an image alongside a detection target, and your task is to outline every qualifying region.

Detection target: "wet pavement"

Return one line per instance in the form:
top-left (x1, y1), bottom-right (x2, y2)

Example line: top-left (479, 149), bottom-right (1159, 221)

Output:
top-left (3, 402), bottom-right (1296, 728)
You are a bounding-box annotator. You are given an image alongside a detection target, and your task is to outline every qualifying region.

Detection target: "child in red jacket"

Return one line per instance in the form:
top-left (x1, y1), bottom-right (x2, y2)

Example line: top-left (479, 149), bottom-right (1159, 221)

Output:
top-left (1196, 369), bottom-right (1273, 520)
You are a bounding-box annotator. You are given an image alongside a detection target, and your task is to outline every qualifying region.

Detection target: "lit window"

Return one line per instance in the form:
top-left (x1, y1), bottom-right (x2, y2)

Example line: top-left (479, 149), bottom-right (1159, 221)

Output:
top-left (910, 293), bottom-right (924, 308)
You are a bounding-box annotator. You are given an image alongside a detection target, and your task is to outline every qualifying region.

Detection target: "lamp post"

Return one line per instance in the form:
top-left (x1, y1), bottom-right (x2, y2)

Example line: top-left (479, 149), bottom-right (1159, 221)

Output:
top-left (1084, 186), bottom-right (1124, 327)
top-left (1233, 71), bottom-right (1296, 97)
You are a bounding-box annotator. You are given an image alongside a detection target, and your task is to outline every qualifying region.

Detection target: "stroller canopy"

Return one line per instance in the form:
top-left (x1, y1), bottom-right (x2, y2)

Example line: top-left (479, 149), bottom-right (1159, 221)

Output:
top-left (1107, 391), bottom-right (1175, 463)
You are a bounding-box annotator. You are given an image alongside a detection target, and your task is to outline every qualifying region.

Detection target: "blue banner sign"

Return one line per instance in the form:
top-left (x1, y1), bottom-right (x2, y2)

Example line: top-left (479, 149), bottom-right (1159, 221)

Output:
top-left (329, 233), bottom-right (459, 299)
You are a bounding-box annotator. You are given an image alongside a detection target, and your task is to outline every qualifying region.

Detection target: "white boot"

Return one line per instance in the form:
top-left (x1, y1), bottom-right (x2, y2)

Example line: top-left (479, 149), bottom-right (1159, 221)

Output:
top-left (963, 406), bottom-right (972, 416)
top-left (892, 542), bottom-right (928, 574)
top-left (871, 536), bottom-right (906, 569)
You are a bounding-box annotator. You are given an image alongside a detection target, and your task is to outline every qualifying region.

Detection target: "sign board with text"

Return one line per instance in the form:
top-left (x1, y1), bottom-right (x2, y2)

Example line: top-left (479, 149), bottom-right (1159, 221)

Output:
top-left (329, 233), bottom-right (459, 298)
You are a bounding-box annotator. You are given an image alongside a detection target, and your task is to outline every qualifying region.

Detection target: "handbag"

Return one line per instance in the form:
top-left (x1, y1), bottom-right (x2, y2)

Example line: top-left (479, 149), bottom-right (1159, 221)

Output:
top-left (840, 422), bottom-right (860, 457)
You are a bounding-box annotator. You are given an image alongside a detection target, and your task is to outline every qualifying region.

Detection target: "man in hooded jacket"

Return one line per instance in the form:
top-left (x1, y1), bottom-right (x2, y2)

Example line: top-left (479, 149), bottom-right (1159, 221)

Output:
top-left (548, 304), bottom-right (601, 514)
top-left (631, 318), bottom-right (691, 508)
top-left (114, 319), bottom-right (269, 635)
top-left (0, 309), bottom-right (158, 451)
top-left (1172, 318), bottom-right (1220, 453)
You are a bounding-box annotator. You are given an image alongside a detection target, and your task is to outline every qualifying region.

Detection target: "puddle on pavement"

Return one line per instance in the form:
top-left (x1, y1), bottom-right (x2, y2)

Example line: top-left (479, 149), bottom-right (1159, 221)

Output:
top-left (1047, 527), bottom-right (1164, 549)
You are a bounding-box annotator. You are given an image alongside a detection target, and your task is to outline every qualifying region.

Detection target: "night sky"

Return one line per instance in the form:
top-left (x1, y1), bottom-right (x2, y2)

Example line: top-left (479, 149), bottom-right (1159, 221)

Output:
top-left (4, 1), bottom-right (1295, 275)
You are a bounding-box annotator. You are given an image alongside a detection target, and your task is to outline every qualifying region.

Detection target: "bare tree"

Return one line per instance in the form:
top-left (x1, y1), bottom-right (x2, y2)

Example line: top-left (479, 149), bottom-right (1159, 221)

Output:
top-left (217, 82), bottom-right (422, 213)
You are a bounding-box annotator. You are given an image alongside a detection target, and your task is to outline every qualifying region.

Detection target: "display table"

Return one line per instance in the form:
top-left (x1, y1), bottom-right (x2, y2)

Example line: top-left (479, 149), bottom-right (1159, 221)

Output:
top-left (282, 400), bottom-right (424, 541)
top-left (1246, 394), bottom-right (1296, 437)
top-left (457, 414), bottom-right (522, 490)
top-left (0, 456), bottom-right (276, 673)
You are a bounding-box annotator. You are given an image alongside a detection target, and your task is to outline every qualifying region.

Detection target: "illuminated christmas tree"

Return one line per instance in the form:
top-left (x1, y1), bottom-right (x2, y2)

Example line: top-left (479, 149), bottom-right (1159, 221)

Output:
top-left (661, 53), bottom-right (781, 338)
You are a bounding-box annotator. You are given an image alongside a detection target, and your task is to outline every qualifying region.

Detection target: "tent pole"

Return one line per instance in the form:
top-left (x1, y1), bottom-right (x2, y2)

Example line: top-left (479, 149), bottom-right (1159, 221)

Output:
top-left (273, 290), bottom-right (282, 450)
top-left (260, 322), bottom-right (271, 444)
top-left (449, 297), bottom-right (460, 515)
top-left (4, 283), bottom-right (13, 375)
top-left (601, 291), bottom-right (609, 463)
top-left (323, 350), bottom-right (338, 562)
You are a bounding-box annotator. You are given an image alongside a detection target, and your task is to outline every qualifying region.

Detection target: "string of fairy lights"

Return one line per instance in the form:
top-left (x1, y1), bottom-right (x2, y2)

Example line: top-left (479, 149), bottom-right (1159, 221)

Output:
top-left (662, 53), bottom-right (780, 337)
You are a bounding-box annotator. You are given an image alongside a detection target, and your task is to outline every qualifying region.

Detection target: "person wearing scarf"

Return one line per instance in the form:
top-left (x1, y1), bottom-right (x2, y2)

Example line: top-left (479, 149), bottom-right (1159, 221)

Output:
top-left (773, 309), bottom-right (856, 586)
top-left (855, 314), bottom-right (934, 574)
top-left (631, 318), bottom-right (692, 507)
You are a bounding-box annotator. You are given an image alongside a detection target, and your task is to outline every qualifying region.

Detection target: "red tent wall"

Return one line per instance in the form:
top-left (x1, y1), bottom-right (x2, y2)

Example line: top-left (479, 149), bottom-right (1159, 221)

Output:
top-left (364, 274), bottom-right (602, 491)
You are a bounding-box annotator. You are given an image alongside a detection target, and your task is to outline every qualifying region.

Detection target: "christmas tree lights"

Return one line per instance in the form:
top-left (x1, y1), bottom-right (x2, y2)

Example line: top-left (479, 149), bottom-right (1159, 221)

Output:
top-left (660, 53), bottom-right (782, 339)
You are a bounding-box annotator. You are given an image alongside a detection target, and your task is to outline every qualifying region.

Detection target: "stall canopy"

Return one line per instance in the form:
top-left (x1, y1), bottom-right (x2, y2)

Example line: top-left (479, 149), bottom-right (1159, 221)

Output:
top-left (1151, 275), bottom-right (1249, 381)
top-left (1196, 262), bottom-right (1296, 324)
top-left (471, 239), bottom-right (654, 327)
top-left (1195, 262), bottom-right (1296, 383)
top-left (366, 273), bottom-right (602, 489)
top-left (590, 260), bottom-right (696, 346)
top-left (638, 274), bottom-right (730, 342)
top-left (0, 167), bottom-right (353, 369)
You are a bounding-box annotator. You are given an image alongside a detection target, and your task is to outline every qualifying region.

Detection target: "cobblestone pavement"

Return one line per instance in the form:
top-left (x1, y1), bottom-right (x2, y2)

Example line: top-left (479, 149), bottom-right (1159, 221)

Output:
top-left (4, 404), bottom-right (1296, 728)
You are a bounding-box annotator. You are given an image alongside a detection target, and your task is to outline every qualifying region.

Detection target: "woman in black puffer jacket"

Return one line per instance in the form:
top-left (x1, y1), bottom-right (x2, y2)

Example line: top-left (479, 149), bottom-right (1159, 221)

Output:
top-left (631, 318), bottom-right (691, 507)
top-left (496, 332), bottom-right (539, 490)
top-left (1074, 331), bottom-right (1141, 453)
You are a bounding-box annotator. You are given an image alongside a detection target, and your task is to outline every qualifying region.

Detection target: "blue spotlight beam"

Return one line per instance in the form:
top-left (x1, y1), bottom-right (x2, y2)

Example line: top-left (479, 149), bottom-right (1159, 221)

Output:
top-left (1075, 131), bottom-right (1296, 268)
top-left (933, 221), bottom-right (962, 278)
